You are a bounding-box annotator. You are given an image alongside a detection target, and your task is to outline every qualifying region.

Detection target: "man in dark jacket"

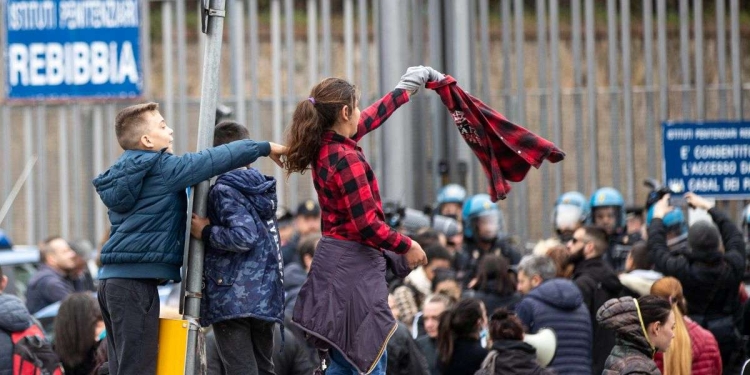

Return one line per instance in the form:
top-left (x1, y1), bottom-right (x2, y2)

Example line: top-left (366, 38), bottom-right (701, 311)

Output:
top-left (415, 294), bottom-right (453, 375)
top-left (649, 192), bottom-right (746, 374)
top-left (283, 233), bottom-right (319, 320)
top-left (568, 225), bottom-right (623, 375)
top-left (25, 236), bottom-right (84, 314)
top-left (280, 200), bottom-right (321, 266)
top-left (515, 255), bottom-right (592, 375)
top-left (0, 267), bottom-right (38, 375)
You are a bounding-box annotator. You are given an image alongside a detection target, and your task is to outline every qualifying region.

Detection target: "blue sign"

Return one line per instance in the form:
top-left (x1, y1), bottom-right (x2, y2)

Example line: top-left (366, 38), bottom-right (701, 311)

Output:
top-left (662, 120), bottom-right (750, 199)
top-left (4, 0), bottom-right (143, 100)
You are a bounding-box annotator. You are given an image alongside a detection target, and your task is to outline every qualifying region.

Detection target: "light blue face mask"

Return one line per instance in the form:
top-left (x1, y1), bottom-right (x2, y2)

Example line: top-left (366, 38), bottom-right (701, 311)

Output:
top-left (480, 327), bottom-right (489, 348)
top-left (98, 329), bottom-right (107, 341)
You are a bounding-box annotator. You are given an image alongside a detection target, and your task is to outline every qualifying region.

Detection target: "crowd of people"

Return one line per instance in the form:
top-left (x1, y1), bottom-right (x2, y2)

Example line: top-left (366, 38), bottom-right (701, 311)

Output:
top-left (2, 65), bottom-right (750, 375)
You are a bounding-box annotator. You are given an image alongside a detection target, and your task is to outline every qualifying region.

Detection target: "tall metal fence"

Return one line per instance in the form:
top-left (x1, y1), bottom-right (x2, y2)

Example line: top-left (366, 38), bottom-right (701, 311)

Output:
top-left (1, 0), bottom-right (748, 247)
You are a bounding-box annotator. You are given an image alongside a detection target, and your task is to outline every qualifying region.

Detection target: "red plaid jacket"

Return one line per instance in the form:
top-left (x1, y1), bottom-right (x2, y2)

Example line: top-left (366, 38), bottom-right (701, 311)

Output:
top-left (312, 89), bottom-right (412, 254)
top-left (426, 76), bottom-right (565, 201)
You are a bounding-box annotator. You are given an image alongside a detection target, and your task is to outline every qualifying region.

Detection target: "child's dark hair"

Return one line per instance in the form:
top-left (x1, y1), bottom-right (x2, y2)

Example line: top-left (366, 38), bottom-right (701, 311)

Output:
top-left (214, 121), bottom-right (250, 147)
top-left (437, 298), bottom-right (484, 366)
top-left (637, 294), bottom-right (672, 328)
top-left (488, 308), bottom-right (523, 341)
top-left (284, 78), bottom-right (359, 175)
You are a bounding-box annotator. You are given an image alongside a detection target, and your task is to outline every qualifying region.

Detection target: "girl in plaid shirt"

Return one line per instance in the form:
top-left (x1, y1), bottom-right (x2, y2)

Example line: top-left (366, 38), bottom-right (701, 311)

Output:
top-left (284, 67), bottom-right (441, 375)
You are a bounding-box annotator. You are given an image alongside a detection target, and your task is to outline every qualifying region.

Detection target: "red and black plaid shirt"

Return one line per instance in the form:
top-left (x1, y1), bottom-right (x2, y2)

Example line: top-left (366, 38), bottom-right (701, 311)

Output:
top-left (312, 89), bottom-right (412, 254)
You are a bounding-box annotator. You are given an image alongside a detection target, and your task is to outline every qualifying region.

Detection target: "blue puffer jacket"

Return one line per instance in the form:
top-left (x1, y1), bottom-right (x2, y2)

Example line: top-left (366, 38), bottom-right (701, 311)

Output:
top-left (200, 168), bottom-right (284, 327)
top-left (515, 278), bottom-right (593, 375)
top-left (92, 140), bottom-right (270, 282)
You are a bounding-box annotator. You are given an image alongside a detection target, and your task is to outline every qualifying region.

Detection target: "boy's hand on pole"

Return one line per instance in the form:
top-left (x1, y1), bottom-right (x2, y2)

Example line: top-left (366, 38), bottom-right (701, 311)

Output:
top-left (269, 142), bottom-right (288, 168)
top-left (190, 213), bottom-right (210, 239)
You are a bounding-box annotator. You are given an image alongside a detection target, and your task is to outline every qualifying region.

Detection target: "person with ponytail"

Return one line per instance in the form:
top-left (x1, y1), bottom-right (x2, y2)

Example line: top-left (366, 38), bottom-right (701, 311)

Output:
top-left (286, 67), bottom-right (443, 375)
top-left (650, 277), bottom-right (722, 375)
top-left (597, 295), bottom-right (675, 374)
top-left (436, 298), bottom-right (488, 375)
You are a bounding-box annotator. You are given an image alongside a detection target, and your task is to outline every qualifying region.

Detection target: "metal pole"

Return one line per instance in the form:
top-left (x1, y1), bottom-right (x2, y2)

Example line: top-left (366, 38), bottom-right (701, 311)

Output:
top-left (308, 0), bottom-right (318, 87)
top-left (607, 0), bottom-right (620, 189)
top-left (176, 0), bottom-right (188, 154)
top-left (514, 0), bottom-right (527, 242)
top-left (657, 0), bottom-right (668, 121)
top-left (410, 0), bottom-right (427, 207)
top-left (585, 0), bottom-right (597, 192)
top-left (93, 107), bottom-right (105, 245)
top-left (501, 0), bottom-right (514, 235)
top-left (428, 0), bottom-right (444, 197)
top-left (1, 106), bottom-right (10, 235)
top-left (621, 0), bottom-right (634, 203)
top-left (141, 0), bottom-right (151, 97)
top-left (694, 0), bottom-right (704, 119)
top-left (571, 0), bottom-right (584, 192)
top-left (537, 0), bottom-right (550, 239)
top-left (162, 0), bottom-right (175, 131)
top-left (549, 0), bottom-right (561, 200)
top-left (679, 0), bottom-right (690, 119)
top-left (359, 0), bottom-right (371, 163)
top-left (344, 0), bottom-right (354, 81)
top-left (35, 105), bottom-right (47, 239)
top-left (71, 105), bottom-right (83, 239)
top-left (249, 0), bottom-right (261, 138)
top-left (643, 0), bottom-right (656, 179)
top-left (285, 0), bottom-right (298, 209)
top-left (453, 0), bottom-right (474, 195)
top-left (23, 108), bottom-right (34, 244)
top-left (716, 0), bottom-right (727, 119)
top-left (230, 0), bottom-right (247, 125)
top-left (730, 0), bottom-right (741, 119)
top-left (58, 107), bottom-right (70, 239)
top-left (322, 0), bottom-right (331, 77)
top-left (271, 0), bottom-right (284, 207)
top-left (184, 0), bottom-right (227, 372)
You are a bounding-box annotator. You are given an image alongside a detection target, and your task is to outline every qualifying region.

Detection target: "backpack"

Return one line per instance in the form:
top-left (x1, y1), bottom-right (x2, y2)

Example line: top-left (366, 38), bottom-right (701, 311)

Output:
top-left (11, 324), bottom-right (63, 375)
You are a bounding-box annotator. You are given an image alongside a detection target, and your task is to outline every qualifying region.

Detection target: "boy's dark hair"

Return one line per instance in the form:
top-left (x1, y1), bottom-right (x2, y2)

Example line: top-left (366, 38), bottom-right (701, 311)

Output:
top-left (425, 244), bottom-right (451, 265)
top-left (414, 229), bottom-right (442, 249)
top-left (475, 254), bottom-right (516, 296)
top-left (488, 308), bottom-right (524, 341)
top-left (214, 121), bottom-right (250, 147)
top-left (629, 241), bottom-right (652, 270)
top-left (115, 102), bottom-right (159, 150)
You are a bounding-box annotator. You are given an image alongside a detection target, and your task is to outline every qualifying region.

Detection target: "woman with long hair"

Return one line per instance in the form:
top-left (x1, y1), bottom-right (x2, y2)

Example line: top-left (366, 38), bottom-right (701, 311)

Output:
top-left (650, 277), bottom-right (722, 375)
top-left (285, 67), bottom-right (443, 375)
top-left (53, 293), bottom-right (105, 375)
top-left (597, 295), bottom-right (675, 374)
top-left (464, 254), bottom-right (521, 312)
top-left (437, 298), bottom-right (488, 375)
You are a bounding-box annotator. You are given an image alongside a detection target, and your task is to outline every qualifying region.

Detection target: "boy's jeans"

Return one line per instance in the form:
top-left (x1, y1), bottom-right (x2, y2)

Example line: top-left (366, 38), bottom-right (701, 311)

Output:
top-left (213, 317), bottom-right (275, 375)
top-left (326, 348), bottom-right (387, 375)
top-left (98, 278), bottom-right (160, 375)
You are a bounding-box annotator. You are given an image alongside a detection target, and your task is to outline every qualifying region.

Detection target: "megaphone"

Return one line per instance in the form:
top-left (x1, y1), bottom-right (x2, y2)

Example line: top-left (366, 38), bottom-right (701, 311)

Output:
top-left (523, 328), bottom-right (557, 367)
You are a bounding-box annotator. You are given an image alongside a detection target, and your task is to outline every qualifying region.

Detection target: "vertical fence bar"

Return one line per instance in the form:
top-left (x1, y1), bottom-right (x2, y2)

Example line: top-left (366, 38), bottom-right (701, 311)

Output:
top-left (571, 0), bottom-right (584, 192)
top-left (23, 108), bottom-right (34, 244)
top-left (176, 0), bottom-right (187, 153)
top-left (71, 105), bottom-right (82, 239)
top-left (607, 0), bottom-right (620, 189)
top-left (514, 0), bottom-right (527, 242)
top-left (550, 0), bottom-right (561, 201)
top-left (308, 0), bottom-right (319, 86)
top-left (621, 0), bottom-right (634, 203)
top-left (679, 0), bottom-right (690, 119)
top-left (231, 0), bottom-right (247, 125)
top-left (162, 0), bottom-right (175, 130)
top-left (658, 0), bottom-right (668, 122)
top-left (272, 0), bottom-right (284, 206)
top-left (730, 0), bottom-right (741, 119)
top-left (358, 0), bottom-right (369, 103)
top-left (285, 0), bottom-right (299, 208)
top-left (410, 0), bottom-right (428, 206)
top-left (537, 0), bottom-right (550, 239)
top-left (643, 0), bottom-right (656, 179)
top-left (585, 0), bottom-right (597, 192)
top-left (249, 0), bottom-right (260, 138)
top-left (479, 0), bottom-right (491, 103)
top-left (1, 106), bottom-right (9, 228)
top-left (106, 104), bottom-right (116, 163)
top-left (58, 108), bottom-right (70, 239)
top-left (93, 107), bottom-right (104, 244)
top-left (35, 106), bottom-right (48, 238)
top-left (141, 0), bottom-right (151, 96)
top-left (694, 0), bottom-right (704, 119)
top-left (501, 0), bottom-right (514, 234)
top-left (716, 0), bottom-right (727, 118)
top-left (451, 0), bottom-right (474, 195)
top-left (344, 0), bottom-right (354, 81)
top-left (428, 0), bottom-right (444, 197)
top-left (322, 0), bottom-right (331, 77)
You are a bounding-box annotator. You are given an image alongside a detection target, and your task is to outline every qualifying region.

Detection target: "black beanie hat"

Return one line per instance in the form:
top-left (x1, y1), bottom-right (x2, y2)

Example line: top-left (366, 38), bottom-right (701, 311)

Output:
top-left (687, 220), bottom-right (720, 253)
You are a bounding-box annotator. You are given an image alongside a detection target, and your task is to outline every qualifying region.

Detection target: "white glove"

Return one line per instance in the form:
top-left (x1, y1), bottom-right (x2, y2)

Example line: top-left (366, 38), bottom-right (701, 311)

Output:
top-left (394, 66), bottom-right (445, 94)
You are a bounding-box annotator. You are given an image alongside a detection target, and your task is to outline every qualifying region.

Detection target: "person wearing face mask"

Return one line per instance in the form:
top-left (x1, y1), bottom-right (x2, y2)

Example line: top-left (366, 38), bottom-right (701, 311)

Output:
top-left (597, 295), bottom-right (676, 375)
top-left (456, 194), bottom-right (521, 287)
top-left (435, 184), bottom-right (467, 222)
top-left (566, 225), bottom-right (624, 375)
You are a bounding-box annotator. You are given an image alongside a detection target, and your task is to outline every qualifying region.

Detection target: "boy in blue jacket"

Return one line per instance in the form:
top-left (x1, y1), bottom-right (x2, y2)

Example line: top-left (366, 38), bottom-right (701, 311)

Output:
top-left (92, 103), bottom-right (286, 375)
top-left (190, 121), bottom-right (284, 375)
